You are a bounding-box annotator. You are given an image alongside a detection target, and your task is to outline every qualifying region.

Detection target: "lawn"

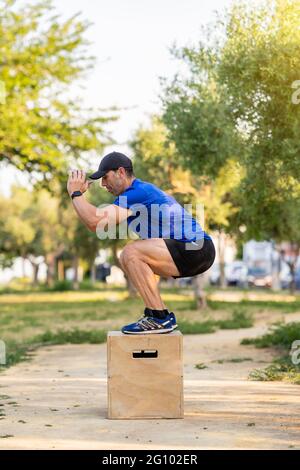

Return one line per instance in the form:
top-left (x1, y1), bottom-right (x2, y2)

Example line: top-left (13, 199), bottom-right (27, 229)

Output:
top-left (1, 284), bottom-right (300, 373)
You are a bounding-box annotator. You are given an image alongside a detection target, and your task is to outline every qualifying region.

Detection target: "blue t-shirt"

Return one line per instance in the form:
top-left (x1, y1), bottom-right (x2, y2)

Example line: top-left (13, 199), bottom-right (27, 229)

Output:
top-left (113, 178), bottom-right (211, 243)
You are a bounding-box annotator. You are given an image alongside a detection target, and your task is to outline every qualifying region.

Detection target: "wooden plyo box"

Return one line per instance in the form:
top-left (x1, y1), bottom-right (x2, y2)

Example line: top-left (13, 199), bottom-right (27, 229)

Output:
top-left (107, 331), bottom-right (183, 419)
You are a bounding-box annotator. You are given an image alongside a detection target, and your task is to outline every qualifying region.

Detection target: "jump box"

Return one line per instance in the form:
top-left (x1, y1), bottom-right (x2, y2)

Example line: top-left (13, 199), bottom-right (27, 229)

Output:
top-left (107, 331), bottom-right (184, 419)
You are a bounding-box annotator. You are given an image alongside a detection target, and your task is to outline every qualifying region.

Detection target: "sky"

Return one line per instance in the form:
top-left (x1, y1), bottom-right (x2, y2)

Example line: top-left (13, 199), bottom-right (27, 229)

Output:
top-left (1, 0), bottom-right (234, 195)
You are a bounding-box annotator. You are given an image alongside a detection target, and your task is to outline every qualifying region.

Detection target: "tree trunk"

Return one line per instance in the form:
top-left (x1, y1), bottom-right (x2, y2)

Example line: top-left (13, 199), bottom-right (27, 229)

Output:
top-left (21, 254), bottom-right (27, 278)
top-left (279, 243), bottom-right (299, 295)
top-left (32, 263), bottom-right (40, 287)
top-left (193, 274), bottom-right (207, 309)
top-left (271, 248), bottom-right (281, 291)
top-left (72, 256), bottom-right (79, 290)
top-left (45, 244), bottom-right (65, 287)
top-left (289, 263), bottom-right (296, 294)
top-left (45, 254), bottom-right (56, 287)
top-left (27, 256), bottom-right (41, 287)
top-left (218, 230), bottom-right (227, 288)
top-left (57, 260), bottom-right (65, 281)
top-left (90, 263), bottom-right (96, 284)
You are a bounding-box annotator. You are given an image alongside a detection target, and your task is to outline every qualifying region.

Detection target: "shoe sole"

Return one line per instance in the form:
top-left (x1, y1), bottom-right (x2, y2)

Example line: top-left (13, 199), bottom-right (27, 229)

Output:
top-left (122, 327), bottom-right (174, 335)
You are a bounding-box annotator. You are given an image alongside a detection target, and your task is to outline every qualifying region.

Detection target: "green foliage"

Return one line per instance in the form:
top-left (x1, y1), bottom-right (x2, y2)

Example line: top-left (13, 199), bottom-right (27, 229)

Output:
top-left (1, 339), bottom-right (31, 368)
top-left (50, 280), bottom-right (73, 291)
top-left (241, 322), bottom-right (300, 349)
top-left (0, 186), bottom-right (67, 270)
top-left (195, 363), bottom-right (208, 370)
top-left (162, 78), bottom-right (239, 178)
top-left (209, 298), bottom-right (300, 313)
top-left (0, 0), bottom-right (116, 180)
top-left (248, 360), bottom-right (300, 384)
top-left (0, 184), bottom-right (107, 284)
top-left (35, 328), bottom-right (107, 345)
top-left (242, 321), bottom-right (300, 384)
top-left (216, 310), bottom-right (253, 329)
top-left (219, 0), bottom-right (300, 177)
top-left (214, 357), bottom-right (253, 363)
top-left (131, 116), bottom-right (243, 233)
top-left (0, 328), bottom-right (107, 369)
top-left (178, 319), bottom-right (217, 334)
top-left (161, 0), bottom-right (300, 245)
top-left (131, 116), bottom-right (198, 205)
top-left (178, 310), bottom-right (253, 334)
top-left (217, 0), bottom-right (300, 241)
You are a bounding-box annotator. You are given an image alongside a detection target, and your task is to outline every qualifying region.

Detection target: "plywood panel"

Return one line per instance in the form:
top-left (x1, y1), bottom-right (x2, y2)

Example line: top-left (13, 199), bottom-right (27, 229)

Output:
top-left (107, 331), bottom-right (184, 419)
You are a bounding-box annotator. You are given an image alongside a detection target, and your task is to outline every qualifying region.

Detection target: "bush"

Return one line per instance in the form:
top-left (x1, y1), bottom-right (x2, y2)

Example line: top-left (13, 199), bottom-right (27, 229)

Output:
top-left (49, 280), bottom-right (73, 291)
top-left (242, 322), bottom-right (300, 384)
top-left (241, 322), bottom-right (300, 348)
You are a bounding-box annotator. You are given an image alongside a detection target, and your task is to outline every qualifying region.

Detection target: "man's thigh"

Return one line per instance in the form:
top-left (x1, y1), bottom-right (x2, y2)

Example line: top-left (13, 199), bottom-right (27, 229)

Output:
top-left (129, 238), bottom-right (180, 277)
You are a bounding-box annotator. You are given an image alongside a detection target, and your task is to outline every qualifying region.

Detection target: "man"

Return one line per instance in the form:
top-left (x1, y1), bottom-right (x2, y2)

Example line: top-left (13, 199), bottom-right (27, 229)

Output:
top-left (67, 151), bottom-right (215, 334)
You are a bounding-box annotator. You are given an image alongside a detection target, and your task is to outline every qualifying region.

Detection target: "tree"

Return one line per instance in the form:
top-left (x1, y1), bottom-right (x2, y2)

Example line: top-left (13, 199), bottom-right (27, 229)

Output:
top-left (131, 116), bottom-right (201, 203)
top-left (218, 0), bottom-right (300, 180)
top-left (0, 185), bottom-right (68, 285)
top-left (130, 117), bottom-right (243, 303)
top-left (0, 187), bottom-right (35, 276)
top-left (161, 45), bottom-right (241, 179)
top-left (216, 0), bottom-right (300, 290)
top-left (0, 0), bottom-right (117, 182)
top-left (161, 0), bottom-right (300, 290)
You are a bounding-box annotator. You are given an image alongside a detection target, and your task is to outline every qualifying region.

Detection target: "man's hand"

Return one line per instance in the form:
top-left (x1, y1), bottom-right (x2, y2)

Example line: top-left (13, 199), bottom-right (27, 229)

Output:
top-left (67, 170), bottom-right (93, 197)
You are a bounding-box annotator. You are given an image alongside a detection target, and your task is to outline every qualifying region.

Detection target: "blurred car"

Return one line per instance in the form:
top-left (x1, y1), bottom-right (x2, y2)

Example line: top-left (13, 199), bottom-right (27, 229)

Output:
top-left (226, 261), bottom-right (248, 287)
top-left (247, 266), bottom-right (272, 288)
top-left (209, 261), bottom-right (247, 287)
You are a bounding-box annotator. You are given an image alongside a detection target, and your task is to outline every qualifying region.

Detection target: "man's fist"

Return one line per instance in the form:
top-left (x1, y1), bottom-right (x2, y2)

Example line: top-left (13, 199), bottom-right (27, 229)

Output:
top-left (67, 170), bottom-right (92, 197)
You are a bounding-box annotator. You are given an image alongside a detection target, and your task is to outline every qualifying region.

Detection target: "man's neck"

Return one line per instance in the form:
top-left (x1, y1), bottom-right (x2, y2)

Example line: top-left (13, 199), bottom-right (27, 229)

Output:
top-left (123, 177), bottom-right (136, 191)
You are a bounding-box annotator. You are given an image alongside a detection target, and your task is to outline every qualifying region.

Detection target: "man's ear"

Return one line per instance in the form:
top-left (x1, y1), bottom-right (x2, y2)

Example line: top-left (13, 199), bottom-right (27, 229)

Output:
top-left (118, 167), bottom-right (126, 177)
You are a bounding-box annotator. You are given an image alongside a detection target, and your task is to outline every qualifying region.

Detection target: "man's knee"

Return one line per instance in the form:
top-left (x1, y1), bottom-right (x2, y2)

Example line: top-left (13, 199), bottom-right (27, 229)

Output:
top-left (120, 244), bottom-right (140, 268)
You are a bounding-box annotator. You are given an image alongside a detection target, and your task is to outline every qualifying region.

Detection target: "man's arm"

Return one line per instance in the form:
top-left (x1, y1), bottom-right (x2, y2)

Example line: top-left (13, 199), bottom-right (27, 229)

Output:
top-left (72, 195), bottom-right (131, 232)
top-left (67, 169), bottom-right (131, 232)
top-left (71, 194), bottom-right (103, 232)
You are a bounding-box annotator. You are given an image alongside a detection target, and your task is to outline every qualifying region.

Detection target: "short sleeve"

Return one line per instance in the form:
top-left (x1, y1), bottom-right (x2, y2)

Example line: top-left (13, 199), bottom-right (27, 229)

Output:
top-left (113, 186), bottom-right (149, 209)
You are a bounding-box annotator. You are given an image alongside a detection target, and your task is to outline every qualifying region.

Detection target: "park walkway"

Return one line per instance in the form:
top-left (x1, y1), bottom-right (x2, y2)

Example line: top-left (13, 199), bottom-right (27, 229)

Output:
top-left (0, 325), bottom-right (299, 450)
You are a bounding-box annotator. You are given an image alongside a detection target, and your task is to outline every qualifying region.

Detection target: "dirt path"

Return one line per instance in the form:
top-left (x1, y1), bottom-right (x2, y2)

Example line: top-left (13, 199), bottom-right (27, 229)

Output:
top-left (0, 324), bottom-right (299, 450)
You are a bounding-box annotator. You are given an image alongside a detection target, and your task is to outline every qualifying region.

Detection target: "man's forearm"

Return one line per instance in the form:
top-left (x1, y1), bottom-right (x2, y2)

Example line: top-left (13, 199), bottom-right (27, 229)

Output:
top-left (71, 194), bottom-right (104, 232)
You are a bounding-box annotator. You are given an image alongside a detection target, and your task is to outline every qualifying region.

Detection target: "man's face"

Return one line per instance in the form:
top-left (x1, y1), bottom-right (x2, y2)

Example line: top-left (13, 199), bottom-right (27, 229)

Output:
top-left (100, 169), bottom-right (125, 196)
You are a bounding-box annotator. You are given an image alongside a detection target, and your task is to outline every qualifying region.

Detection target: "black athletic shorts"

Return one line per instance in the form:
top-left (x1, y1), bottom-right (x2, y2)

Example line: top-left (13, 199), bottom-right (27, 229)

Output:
top-left (164, 237), bottom-right (216, 279)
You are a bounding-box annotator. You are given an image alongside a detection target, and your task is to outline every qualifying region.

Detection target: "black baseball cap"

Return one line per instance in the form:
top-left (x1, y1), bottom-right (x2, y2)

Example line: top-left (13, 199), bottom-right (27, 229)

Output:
top-left (89, 151), bottom-right (133, 180)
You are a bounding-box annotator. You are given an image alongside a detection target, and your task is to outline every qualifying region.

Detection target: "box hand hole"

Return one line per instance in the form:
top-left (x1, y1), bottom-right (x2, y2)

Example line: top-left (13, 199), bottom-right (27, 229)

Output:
top-left (132, 350), bottom-right (158, 359)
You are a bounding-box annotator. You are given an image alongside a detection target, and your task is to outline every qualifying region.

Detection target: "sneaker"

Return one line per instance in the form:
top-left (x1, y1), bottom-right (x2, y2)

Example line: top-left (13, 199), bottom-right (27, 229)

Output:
top-left (168, 312), bottom-right (178, 330)
top-left (121, 313), bottom-right (174, 335)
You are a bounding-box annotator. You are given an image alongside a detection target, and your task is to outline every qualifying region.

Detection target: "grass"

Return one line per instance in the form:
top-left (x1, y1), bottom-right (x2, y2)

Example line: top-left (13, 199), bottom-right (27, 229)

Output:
top-left (0, 285), bottom-right (298, 372)
top-left (195, 363), bottom-right (208, 370)
top-left (35, 328), bottom-right (107, 345)
top-left (2, 329), bottom-right (107, 368)
top-left (241, 322), bottom-right (300, 384)
top-left (209, 298), bottom-right (300, 313)
top-left (178, 310), bottom-right (253, 334)
top-left (214, 357), bottom-right (253, 364)
top-left (241, 322), bottom-right (300, 348)
top-left (248, 361), bottom-right (300, 384)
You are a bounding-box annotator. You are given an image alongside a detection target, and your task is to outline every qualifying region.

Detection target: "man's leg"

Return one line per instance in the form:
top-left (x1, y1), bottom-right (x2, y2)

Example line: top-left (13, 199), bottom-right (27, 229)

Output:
top-left (119, 238), bottom-right (180, 310)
